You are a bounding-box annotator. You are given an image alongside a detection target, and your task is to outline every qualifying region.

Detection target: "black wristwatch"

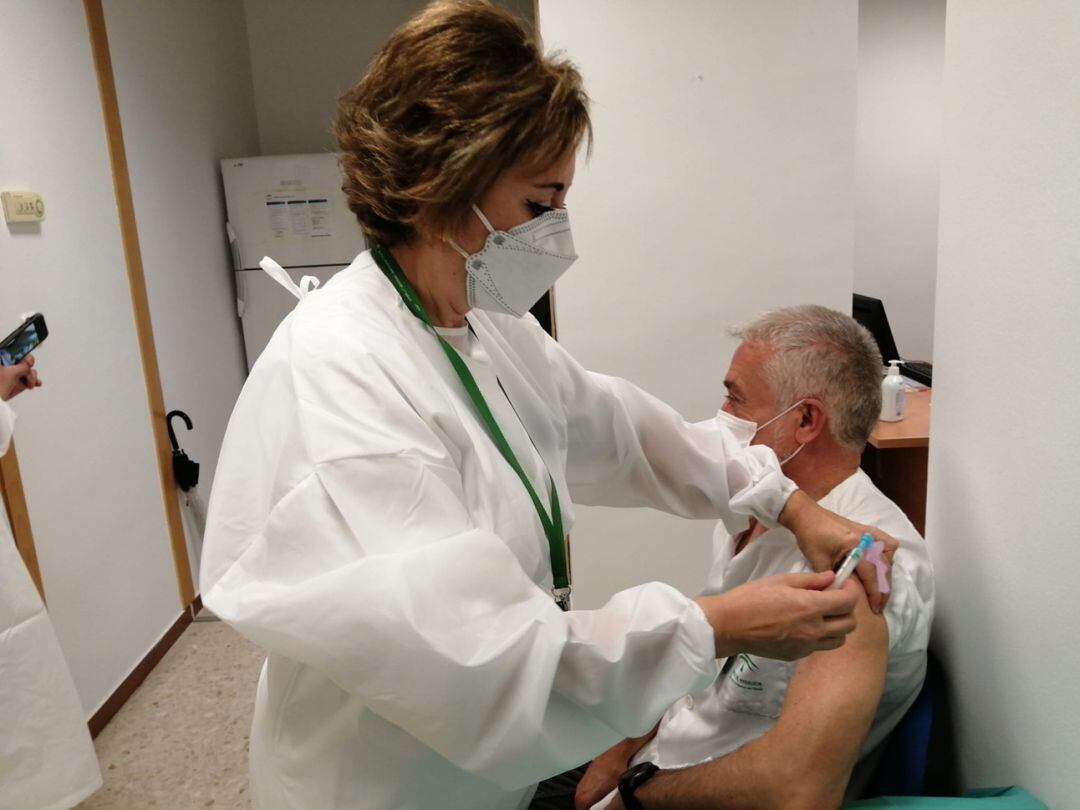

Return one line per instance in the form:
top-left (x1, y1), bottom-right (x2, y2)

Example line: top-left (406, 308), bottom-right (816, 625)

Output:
top-left (617, 761), bottom-right (660, 810)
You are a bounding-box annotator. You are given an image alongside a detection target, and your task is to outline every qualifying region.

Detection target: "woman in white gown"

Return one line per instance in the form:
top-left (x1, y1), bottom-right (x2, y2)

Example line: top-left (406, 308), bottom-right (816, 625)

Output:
top-left (0, 355), bottom-right (102, 810)
top-left (201, 3), bottom-right (893, 808)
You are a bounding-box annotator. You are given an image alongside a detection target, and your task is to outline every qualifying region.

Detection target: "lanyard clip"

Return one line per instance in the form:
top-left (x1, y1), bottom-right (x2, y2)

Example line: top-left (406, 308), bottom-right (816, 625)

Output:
top-left (553, 587), bottom-right (572, 612)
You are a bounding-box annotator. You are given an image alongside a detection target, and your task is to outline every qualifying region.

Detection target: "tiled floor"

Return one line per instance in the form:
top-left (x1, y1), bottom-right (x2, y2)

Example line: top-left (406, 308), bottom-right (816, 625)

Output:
top-left (77, 620), bottom-right (264, 809)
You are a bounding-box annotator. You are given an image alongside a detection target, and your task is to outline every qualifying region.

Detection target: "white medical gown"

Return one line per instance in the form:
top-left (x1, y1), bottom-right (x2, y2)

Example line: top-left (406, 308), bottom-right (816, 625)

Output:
top-left (0, 401), bottom-right (102, 810)
top-left (201, 251), bottom-right (797, 809)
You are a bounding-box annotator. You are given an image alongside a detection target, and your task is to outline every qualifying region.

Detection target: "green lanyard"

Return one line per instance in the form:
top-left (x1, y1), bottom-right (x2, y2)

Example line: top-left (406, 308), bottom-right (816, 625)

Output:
top-left (371, 243), bottom-right (571, 610)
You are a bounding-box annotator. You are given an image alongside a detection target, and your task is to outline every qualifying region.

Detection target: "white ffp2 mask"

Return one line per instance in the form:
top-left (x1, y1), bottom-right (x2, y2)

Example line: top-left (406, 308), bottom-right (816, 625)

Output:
top-left (449, 204), bottom-right (577, 317)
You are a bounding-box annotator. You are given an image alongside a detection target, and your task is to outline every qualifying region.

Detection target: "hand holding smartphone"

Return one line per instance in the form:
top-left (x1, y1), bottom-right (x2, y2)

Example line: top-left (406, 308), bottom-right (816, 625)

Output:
top-left (0, 313), bottom-right (47, 368)
top-left (0, 314), bottom-right (47, 401)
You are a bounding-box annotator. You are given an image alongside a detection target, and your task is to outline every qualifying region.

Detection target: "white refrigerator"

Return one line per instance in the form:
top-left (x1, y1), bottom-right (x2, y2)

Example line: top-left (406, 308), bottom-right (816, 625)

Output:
top-left (221, 154), bottom-right (367, 370)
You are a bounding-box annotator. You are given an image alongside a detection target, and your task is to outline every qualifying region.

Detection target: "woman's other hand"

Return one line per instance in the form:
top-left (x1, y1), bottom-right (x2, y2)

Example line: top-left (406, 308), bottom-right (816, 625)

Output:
top-left (574, 729), bottom-right (658, 810)
top-left (778, 490), bottom-right (896, 613)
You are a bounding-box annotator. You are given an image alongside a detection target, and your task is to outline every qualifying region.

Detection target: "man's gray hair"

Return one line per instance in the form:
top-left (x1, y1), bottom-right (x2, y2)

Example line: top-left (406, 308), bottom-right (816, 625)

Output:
top-left (730, 305), bottom-right (883, 452)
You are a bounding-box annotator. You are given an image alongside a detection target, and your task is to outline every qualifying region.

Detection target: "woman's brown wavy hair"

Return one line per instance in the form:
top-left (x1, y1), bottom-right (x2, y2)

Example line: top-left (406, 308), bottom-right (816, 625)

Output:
top-left (334, 0), bottom-right (591, 247)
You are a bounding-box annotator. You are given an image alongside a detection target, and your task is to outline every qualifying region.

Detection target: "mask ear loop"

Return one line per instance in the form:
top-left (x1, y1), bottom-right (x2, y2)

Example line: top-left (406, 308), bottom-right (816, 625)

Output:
top-left (778, 400), bottom-right (813, 465)
top-left (754, 398), bottom-right (809, 466)
top-left (778, 441), bottom-right (805, 466)
top-left (446, 204), bottom-right (497, 259)
top-left (471, 204), bottom-right (497, 234)
top-left (446, 239), bottom-right (471, 260)
top-left (754, 398), bottom-right (807, 436)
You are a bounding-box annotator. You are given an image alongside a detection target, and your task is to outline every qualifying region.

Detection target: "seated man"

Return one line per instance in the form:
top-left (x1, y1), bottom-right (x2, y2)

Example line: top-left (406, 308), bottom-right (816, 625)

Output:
top-left (582, 305), bottom-right (935, 810)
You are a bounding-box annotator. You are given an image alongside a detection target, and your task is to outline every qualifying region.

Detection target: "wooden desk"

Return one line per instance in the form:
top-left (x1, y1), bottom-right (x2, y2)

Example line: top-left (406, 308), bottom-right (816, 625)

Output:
top-left (868, 388), bottom-right (930, 450)
top-left (862, 388), bottom-right (931, 534)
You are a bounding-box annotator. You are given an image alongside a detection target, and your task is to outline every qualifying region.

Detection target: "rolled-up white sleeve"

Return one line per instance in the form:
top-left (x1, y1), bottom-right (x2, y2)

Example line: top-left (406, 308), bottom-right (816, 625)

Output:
top-left (542, 337), bottom-right (797, 531)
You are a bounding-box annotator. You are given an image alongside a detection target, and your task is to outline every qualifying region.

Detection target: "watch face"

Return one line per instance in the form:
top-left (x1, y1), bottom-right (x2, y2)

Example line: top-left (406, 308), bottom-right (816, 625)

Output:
top-left (618, 761), bottom-right (660, 808)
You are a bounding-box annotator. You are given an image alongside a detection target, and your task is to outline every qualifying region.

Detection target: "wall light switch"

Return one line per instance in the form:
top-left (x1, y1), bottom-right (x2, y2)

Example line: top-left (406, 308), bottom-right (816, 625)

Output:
top-left (1, 191), bottom-right (46, 223)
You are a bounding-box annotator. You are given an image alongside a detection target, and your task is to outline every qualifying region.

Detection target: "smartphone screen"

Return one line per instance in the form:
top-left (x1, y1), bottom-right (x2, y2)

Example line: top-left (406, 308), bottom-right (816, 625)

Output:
top-left (0, 316), bottom-right (46, 367)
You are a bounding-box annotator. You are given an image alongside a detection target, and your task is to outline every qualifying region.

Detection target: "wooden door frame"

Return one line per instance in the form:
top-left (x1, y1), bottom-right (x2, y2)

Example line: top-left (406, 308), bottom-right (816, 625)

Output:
top-left (83, 0), bottom-right (195, 608)
top-left (1, 441), bottom-right (45, 601)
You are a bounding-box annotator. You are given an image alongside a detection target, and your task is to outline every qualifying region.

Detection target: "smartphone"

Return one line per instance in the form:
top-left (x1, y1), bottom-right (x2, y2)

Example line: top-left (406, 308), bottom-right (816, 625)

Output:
top-left (0, 313), bottom-right (48, 367)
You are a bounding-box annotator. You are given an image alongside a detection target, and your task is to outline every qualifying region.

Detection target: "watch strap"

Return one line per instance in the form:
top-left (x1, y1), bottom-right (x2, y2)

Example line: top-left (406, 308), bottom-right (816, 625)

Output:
top-left (617, 761), bottom-right (660, 810)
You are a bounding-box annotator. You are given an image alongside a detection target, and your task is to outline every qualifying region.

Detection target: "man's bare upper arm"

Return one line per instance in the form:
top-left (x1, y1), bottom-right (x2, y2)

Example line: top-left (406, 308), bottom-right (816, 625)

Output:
top-left (769, 584), bottom-right (889, 804)
top-left (617, 585), bottom-right (891, 810)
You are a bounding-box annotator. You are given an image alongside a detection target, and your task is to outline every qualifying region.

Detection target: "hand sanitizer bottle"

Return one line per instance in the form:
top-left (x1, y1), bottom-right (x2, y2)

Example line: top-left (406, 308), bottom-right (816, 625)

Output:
top-left (880, 360), bottom-right (906, 422)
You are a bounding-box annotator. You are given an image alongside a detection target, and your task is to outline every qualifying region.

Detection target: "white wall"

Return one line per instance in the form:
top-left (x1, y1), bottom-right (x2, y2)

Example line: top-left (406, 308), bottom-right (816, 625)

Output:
top-left (540, 0), bottom-right (858, 607)
top-left (0, 3), bottom-right (180, 715)
top-left (244, 0), bottom-right (534, 155)
top-left (103, 0), bottom-right (259, 584)
top-left (927, 1), bottom-right (1080, 804)
top-left (854, 0), bottom-right (945, 362)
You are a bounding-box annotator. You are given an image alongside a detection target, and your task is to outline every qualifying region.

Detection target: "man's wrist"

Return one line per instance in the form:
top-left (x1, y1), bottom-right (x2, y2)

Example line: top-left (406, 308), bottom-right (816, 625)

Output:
top-left (629, 767), bottom-right (677, 810)
top-left (618, 761), bottom-right (660, 810)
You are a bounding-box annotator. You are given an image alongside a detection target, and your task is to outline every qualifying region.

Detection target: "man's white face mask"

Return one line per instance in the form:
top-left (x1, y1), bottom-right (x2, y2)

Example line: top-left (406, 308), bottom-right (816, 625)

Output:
top-left (716, 398), bottom-right (807, 466)
top-left (448, 204), bottom-right (578, 317)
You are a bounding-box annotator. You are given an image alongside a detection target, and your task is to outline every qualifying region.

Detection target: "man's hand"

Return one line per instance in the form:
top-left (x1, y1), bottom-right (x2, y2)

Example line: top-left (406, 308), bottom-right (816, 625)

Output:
top-left (576, 758), bottom-right (623, 810)
top-left (0, 355), bottom-right (42, 402)
top-left (778, 490), bottom-right (897, 613)
top-left (575, 732), bottom-right (657, 810)
top-left (695, 571), bottom-right (859, 661)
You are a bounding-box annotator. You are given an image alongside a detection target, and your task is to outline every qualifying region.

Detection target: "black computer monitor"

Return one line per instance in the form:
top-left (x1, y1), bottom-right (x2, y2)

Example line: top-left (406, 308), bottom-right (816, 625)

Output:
top-left (852, 293), bottom-right (900, 363)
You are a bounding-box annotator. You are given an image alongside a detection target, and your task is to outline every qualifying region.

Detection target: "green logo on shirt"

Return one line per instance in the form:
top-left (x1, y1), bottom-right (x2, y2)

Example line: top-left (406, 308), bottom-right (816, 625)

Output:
top-left (731, 653), bottom-right (763, 691)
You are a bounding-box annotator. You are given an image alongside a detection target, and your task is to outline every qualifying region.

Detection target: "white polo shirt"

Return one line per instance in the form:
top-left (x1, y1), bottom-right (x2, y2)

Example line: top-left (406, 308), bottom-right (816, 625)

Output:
top-left (595, 469), bottom-right (935, 808)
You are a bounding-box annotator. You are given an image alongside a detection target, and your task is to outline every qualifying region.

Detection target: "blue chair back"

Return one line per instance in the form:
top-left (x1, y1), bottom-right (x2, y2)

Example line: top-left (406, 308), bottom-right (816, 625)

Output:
top-left (863, 651), bottom-right (947, 797)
